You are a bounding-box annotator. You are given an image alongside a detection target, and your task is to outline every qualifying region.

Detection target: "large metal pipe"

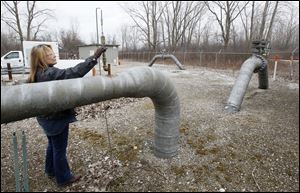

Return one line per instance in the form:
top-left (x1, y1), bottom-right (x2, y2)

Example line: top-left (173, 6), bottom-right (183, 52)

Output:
top-left (1, 67), bottom-right (180, 159)
top-left (148, 54), bottom-right (185, 70)
top-left (225, 55), bottom-right (268, 113)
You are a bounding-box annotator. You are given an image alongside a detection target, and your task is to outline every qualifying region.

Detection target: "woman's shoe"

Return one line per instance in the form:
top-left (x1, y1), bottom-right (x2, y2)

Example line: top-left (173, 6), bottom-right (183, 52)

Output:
top-left (46, 174), bottom-right (55, 180)
top-left (58, 175), bottom-right (81, 187)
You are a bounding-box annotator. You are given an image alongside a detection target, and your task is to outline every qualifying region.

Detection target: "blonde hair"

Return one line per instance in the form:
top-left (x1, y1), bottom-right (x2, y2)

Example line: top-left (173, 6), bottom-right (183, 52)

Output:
top-left (28, 44), bottom-right (53, 83)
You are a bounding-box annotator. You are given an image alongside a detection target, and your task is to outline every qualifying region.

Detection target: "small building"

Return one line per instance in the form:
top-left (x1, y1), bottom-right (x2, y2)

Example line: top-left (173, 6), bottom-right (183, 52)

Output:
top-left (78, 44), bottom-right (119, 65)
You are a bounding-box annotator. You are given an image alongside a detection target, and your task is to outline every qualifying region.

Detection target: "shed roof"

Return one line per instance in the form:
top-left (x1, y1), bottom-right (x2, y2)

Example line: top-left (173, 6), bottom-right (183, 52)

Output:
top-left (78, 44), bottom-right (120, 48)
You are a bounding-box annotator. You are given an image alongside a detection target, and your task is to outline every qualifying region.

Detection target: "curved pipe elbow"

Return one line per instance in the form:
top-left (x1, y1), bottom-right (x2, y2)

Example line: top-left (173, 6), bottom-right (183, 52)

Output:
top-left (1, 67), bottom-right (180, 159)
top-left (225, 55), bottom-right (268, 113)
top-left (148, 54), bottom-right (185, 70)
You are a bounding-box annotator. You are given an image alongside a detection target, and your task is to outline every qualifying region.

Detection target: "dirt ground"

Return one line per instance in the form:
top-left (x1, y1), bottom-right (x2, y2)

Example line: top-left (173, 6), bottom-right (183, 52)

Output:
top-left (1, 61), bottom-right (299, 192)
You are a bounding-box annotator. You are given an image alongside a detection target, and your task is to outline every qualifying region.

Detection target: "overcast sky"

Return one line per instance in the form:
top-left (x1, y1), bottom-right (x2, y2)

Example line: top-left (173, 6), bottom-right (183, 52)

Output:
top-left (2, 1), bottom-right (299, 46)
top-left (2, 1), bottom-right (134, 44)
top-left (41, 1), bottom-right (134, 44)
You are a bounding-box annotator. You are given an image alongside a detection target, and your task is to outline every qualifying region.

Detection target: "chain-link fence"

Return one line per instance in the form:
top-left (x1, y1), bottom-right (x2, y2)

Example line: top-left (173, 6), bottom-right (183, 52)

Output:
top-left (119, 51), bottom-right (299, 82)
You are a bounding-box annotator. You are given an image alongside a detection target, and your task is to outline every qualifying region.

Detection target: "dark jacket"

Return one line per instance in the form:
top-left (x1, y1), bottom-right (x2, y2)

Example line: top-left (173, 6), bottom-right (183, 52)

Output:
top-left (36, 56), bottom-right (98, 136)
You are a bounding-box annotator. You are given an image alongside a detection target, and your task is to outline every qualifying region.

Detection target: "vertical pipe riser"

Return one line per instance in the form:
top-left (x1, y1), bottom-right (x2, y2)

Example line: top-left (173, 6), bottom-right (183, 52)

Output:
top-left (258, 65), bottom-right (268, 89)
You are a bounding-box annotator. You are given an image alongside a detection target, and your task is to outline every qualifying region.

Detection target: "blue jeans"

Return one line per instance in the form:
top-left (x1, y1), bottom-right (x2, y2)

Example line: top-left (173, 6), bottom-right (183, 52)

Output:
top-left (45, 124), bottom-right (73, 185)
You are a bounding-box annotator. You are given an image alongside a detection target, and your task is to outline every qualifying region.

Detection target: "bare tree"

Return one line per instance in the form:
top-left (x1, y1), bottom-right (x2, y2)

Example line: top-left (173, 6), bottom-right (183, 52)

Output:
top-left (265, 1), bottom-right (279, 40)
top-left (195, 21), bottom-right (211, 49)
top-left (106, 34), bottom-right (117, 45)
top-left (128, 26), bottom-right (141, 51)
top-left (258, 1), bottom-right (270, 39)
top-left (25, 1), bottom-right (54, 40)
top-left (249, 1), bottom-right (255, 46)
top-left (1, 31), bottom-right (22, 56)
top-left (272, 1), bottom-right (299, 50)
top-left (59, 22), bottom-right (85, 59)
top-left (123, 1), bottom-right (167, 51)
top-left (204, 1), bottom-right (249, 50)
top-left (182, 2), bottom-right (207, 50)
top-left (1, 1), bottom-right (54, 48)
top-left (161, 1), bottom-right (206, 51)
top-left (1, 1), bottom-right (23, 46)
top-left (239, 1), bottom-right (255, 49)
top-left (121, 24), bottom-right (129, 51)
top-left (38, 30), bottom-right (57, 42)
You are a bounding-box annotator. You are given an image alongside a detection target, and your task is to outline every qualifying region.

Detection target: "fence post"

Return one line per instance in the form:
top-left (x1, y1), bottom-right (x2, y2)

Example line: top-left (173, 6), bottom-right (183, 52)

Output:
top-left (21, 131), bottom-right (29, 192)
top-left (289, 55), bottom-right (294, 80)
top-left (12, 132), bottom-right (20, 192)
top-left (7, 63), bottom-right (13, 81)
top-left (107, 64), bottom-right (111, 77)
top-left (199, 51), bottom-right (202, 66)
top-left (12, 131), bottom-right (29, 192)
top-left (215, 52), bottom-right (218, 69)
top-left (142, 52), bottom-right (145, 62)
top-left (272, 56), bottom-right (280, 81)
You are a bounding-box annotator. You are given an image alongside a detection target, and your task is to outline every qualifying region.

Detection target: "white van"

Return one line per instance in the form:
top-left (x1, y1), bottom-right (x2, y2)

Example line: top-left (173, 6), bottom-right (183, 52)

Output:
top-left (1, 51), bottom-right (24, 69)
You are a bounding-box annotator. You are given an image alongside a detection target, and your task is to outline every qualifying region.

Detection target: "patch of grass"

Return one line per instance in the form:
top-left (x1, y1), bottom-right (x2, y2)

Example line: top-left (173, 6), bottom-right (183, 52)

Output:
top-left (115, 146), bottom-right (139, 162)
top-left (179, 127), bottom-right (189, 135)
top-left (187, 136), bottom-right (219, 155)
top-left (73, 127), bottom-right (146, 163)
top-left (206, 133), bottom-right (217, 141)
top-left (171, 165), bottom-right (186, 176)
top-left (191, 165), bottom-right (210, 184)
top-left (224, 174), bottom-right (232, 182)
top-left (106, 175), bottom-right (127, 191)
top-left (112, 134), bottom-right (142, 162)
top-left (250, 153), bottom-right (263, 162)
top-left (143, 102), bottom-right (154, 110)
top-left (216, 162), bottom-right (226, 172)
top-left (72, 127), bottom-right (105, 147)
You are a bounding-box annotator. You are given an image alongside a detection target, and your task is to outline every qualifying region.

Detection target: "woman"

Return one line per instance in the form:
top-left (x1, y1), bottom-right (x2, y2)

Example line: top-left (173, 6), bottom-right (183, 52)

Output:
top-left (28, 44), bottom-right (107, 186)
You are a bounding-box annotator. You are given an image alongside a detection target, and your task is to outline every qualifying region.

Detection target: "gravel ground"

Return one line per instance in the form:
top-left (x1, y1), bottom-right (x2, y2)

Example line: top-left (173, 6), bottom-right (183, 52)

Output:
top-left (1, 61), bottom-right (299, 192)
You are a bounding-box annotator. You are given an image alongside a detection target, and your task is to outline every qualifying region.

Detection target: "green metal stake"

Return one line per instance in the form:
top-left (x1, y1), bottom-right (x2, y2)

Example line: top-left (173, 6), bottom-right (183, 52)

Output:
top-left (22, 131), bottom-right (29, 192)
top-left (12, 132), bottom-right (20, 192)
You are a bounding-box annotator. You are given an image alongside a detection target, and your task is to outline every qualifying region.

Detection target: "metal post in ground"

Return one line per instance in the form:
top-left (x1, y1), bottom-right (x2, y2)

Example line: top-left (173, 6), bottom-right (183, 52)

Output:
top-left (104, 106), bottom-right (113, 166)
top-left (215, 52), bottom-right (218, 69)
top-left (11, 131), bottom-right (29, 192)
top-left (273, 60), bottom-right (278, 81)
top-left (289, 55), bottom-right (294, 80)
top-left (142, 52), bottom-right (145, 62)
top-left (12, 132), bottom-right (20, 192)
top-left (7, 63), bottom-right (13, 81)
top-left (21, 131), bottom-right (29, 192)
top-left (107, 64), bottom-right (111, 77)
top-left (199, 51), bottom-right (202, 66)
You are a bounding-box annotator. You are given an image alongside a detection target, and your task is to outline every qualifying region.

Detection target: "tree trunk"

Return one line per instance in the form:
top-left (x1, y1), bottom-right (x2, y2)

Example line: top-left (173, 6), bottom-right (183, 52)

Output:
top-left (259, 1), bottom-right (269, 39)
top-left (266, 1), bottom-right (279, 40)
top-left (249, 1), bottom-right (255, 49)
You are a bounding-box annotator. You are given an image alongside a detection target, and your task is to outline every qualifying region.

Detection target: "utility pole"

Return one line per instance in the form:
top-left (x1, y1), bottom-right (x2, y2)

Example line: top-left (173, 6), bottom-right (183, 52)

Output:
top-left (101, 10), bottom-right (108, 72)
top-left (96, 7), bottom-right (101, 75)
